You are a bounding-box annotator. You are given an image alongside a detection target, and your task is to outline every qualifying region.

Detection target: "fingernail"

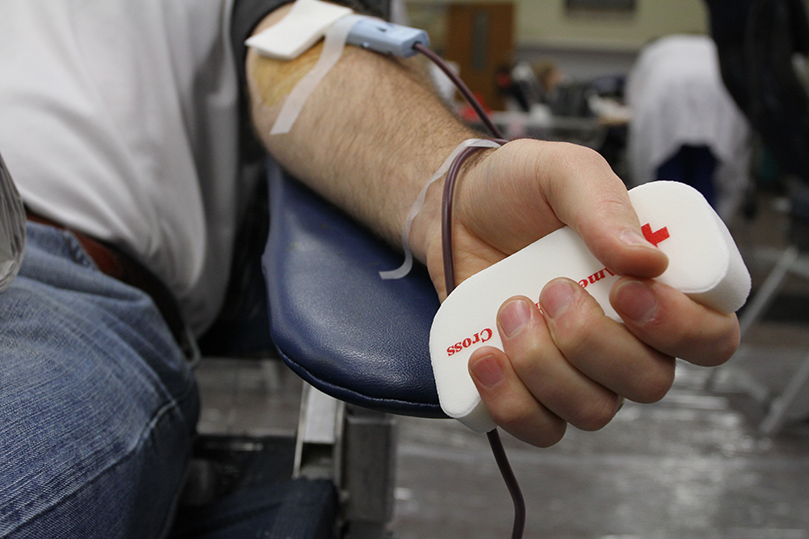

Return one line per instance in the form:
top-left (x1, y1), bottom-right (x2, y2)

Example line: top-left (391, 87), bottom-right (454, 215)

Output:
top-left (470, 355), bottom-right (504, 388)
top-left (620, 229), bottom-right (652, 248)
top-left (499, 299), bottom-right (531, 338)
top-left (614, 280), bottom-right (658, 323)
top-left (541, 279), bottom-right (576, 319)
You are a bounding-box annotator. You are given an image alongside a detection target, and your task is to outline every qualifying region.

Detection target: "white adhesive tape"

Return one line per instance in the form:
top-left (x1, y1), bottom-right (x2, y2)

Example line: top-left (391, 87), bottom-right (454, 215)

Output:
top-left (269, 14), bottom-right (362, 135)
top-left (246, 0), bottom-right (354, 61)
top-left (379, 139), bottom-right (502, 280)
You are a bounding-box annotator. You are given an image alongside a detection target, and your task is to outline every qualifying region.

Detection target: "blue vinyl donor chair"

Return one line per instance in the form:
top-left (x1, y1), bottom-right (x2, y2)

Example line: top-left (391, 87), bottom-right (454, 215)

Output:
top-left (262, 160), bottom-right (448, 538)
top-left (171, 160), bottom-right (446, 539)
top-left (263, 161), bottom-right (444, 419)
top-left (271, 157), bottom-right (451, 530)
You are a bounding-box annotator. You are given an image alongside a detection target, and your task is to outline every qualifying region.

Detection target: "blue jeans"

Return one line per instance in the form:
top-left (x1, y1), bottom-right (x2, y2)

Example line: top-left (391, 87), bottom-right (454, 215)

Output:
top-left (0, 223), bottom-right (200, 538)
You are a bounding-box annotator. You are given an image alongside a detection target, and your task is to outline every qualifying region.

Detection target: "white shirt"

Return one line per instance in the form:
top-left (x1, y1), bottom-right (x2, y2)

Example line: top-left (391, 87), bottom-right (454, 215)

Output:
top-left (0, 0), bottom-right (254, 334)
top-left (626, 34), bottom-right (752, 220)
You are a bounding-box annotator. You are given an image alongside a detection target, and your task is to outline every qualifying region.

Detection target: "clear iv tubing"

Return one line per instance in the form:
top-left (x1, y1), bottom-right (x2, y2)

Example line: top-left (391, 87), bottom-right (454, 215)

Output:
top-left (413, 43), bottom-right (526, 539)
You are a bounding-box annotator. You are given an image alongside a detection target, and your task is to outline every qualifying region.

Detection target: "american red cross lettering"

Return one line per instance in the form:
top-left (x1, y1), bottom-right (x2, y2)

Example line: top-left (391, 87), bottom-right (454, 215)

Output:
top-left (641, 223), bottom-right (670, 247)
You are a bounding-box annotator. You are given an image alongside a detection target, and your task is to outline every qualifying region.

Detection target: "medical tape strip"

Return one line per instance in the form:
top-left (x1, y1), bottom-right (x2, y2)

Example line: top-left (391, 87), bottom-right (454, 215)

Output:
top-left (246, 0), bottom-right (354, 61)
top-left (379, 138), bottom-right (502, 280)
top-left (270, 14), bottom-right (363, 135)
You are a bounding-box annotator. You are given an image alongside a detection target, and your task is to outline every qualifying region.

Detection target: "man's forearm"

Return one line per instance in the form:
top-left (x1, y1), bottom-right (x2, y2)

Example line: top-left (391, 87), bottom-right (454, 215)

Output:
top-left (246, 8), bottom-right (478, 262)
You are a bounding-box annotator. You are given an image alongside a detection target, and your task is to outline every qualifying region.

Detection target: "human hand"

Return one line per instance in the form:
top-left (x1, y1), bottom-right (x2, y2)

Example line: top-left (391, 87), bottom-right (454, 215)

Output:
top-left (416, 138), bottom-right (741, 447)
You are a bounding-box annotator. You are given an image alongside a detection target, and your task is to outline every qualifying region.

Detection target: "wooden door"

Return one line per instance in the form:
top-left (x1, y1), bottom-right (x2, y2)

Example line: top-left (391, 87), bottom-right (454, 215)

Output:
top-left (444, 3), bottom-right (515, 111)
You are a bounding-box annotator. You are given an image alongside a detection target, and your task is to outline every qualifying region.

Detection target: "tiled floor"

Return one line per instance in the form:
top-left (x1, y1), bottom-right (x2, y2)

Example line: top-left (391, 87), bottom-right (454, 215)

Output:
top-left (390, 352), bottom-right (809, 538)
top-left (195, 192), bottom-right (809, 538)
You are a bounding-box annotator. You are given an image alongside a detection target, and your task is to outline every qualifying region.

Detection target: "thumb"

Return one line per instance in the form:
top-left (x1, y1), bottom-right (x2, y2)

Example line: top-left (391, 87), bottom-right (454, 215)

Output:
top-left (581, 220), bottom-right (669, 279)
top-left (537, 143), bottom-right (668, 278)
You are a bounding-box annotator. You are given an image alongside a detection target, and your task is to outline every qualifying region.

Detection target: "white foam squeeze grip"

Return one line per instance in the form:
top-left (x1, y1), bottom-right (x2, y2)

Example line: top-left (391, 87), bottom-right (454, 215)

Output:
top-left (429, 181), bottom-right (751, 433)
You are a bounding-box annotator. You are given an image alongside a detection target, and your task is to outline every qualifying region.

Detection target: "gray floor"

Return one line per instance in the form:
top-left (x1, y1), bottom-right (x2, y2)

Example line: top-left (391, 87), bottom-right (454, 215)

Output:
top-left (196, 192), bottom-right (809, 538)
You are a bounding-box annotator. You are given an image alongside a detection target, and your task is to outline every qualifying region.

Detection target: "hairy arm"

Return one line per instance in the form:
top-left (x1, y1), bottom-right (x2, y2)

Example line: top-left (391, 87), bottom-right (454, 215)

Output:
top-left (246, 6), bottom-right (476, 264)
top-left (244, 5), bottom-right (740, 447)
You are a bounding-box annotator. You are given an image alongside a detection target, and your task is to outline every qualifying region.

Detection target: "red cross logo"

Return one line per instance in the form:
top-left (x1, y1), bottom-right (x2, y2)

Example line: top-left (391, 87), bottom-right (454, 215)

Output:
top-left (641, 223), bottom-right (670, 247)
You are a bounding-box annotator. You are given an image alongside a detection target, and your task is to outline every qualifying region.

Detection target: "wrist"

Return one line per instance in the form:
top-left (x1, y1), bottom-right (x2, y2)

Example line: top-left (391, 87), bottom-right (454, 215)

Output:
top-left (409, 142), bottom-right (498, 281)
top-left (408, 174), bottom-right (444, 266)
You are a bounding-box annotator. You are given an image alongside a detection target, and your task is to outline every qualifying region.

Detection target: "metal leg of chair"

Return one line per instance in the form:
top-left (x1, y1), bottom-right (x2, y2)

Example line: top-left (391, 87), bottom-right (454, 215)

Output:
top-left (708, 245), bottom-right (809, 436)
top-left (739, 246), bottom-right (800, 337)
top-left (293, 384), bottom-right (397, 538)
top-left (341, 406), bottom-right (397, 539)
top-left (706, 245), bottom-right (799, 391)
top-left (259, 357), bottom-right (284, 392)
top-left (294, 383), bottom-right (345, 483)
top-left (760, 351), bottom-right (809, 436)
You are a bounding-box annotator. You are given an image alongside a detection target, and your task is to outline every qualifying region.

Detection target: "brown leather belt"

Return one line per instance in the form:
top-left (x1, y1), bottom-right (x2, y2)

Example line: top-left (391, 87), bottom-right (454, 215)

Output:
top-left (26, 210), bottom-right (191, 353)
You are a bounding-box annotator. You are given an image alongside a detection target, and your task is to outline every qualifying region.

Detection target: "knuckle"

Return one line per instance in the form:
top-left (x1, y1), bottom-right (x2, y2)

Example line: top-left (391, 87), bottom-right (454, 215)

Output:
top-left (668, 312), bottom-right (740, 367)
top-left (703, 321), bottom-right (741, 366)
top-left (715, 335), bottom-right (740, 365)
top-left (495, 407), bottom-right (568, 448)
top-left (629, 358), bottom-right (675, 404)
top-left (491, 401), bottom-right (537, 433)
top-left (509, 340), bottom-right (548, 376)
top-left (637, 370), bottom-right (674, 403)
top-left (553, 141), bottom-right (604, 165)
top-left (532, 422), bottom-right (567, 448)
top-left (549, 297), bottom-right (604, 351)
top-left (570, 396), bottom-right (616, 431)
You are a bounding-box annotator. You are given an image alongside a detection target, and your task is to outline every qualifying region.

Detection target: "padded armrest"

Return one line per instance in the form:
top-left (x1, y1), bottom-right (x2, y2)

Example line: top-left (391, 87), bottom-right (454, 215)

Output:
top-left (262, 162), bottom-right (445, 418)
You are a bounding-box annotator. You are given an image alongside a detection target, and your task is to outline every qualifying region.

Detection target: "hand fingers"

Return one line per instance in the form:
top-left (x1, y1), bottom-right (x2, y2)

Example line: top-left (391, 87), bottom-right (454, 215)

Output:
top-left (540, 279), bottom-right (677, 404)
top-left (610, 277), bottom-right (741, 366)
top-left (499, 296), bottom-right (627, 427)
top-left (469, 346), bottom-right (568, 448)
top-left (470, 278), bottom-right (683, 447)
top-left (469, 294), bottom-right (625, 446)
top-left (469, 276), bottom-right (739, 448)
top-left (523, 140), bottom-right (670, 278)
top-left (455, 140), bottom-right (669, 279)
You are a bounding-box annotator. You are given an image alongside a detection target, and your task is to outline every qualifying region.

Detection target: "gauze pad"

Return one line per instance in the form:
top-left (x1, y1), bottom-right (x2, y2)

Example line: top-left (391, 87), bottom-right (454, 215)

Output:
top-left (245, 0), bottom-right (353, 61)
top-left (429, 180), bottom-right (751, 432)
